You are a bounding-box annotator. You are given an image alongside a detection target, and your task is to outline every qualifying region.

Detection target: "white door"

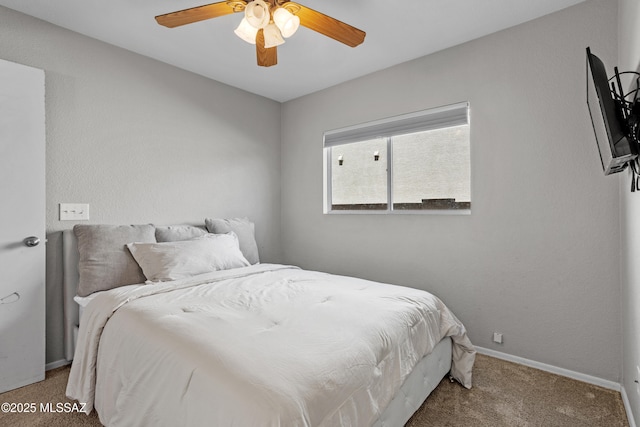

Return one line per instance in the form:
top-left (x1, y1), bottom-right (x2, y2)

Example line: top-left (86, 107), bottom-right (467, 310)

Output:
top-left (0, 59), bottom-right (45, 392)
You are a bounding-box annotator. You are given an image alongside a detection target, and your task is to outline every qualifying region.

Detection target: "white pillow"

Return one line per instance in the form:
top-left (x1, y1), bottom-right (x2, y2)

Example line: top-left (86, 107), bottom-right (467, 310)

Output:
top-left (127, 233), bottom-right (250, 282)
top-left (205, 217), bottom-right (260, 264)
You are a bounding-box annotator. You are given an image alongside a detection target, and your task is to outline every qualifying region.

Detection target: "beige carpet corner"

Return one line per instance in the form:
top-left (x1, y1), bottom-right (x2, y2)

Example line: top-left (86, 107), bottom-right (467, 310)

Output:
top-left (0, 354), bottom-right (629, 426)
top-left (407, 354), bottom-right (628, 427)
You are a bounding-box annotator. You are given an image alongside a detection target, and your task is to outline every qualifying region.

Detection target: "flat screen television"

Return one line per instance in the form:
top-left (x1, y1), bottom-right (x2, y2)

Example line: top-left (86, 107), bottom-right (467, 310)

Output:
top-left (586, 47), bottom-right (637, 175)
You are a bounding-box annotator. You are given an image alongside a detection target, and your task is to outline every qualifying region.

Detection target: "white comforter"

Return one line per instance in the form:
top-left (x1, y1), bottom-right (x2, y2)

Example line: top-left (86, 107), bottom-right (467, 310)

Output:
top-left (67, 264), bottom-right (475, 427)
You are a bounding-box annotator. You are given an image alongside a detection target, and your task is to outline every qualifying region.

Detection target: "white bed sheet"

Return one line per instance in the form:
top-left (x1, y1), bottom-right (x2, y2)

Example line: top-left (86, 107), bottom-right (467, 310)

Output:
top-left (67, 264), bottom-right (475, 426)
top-left (74, 284), bottom-right (143, 321)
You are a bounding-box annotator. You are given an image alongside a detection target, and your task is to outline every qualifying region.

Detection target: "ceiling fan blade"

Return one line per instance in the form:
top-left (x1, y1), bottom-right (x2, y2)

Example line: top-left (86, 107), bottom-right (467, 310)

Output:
top-left (256, 29), bottom-right (278, 67)
top-left (155, 1), bottom-right (242, 28)
top-left (289, 3), bottom-right (365, 48)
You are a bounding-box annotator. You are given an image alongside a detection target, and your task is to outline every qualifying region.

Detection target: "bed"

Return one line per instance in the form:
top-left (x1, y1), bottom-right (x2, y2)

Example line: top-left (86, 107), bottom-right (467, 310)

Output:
top-left (63, 221), bottom-right (475, 426)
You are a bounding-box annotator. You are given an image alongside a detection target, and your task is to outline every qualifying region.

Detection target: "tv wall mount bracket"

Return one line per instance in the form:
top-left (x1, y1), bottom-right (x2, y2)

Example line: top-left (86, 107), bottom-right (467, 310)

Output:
top-left (610, 67), bottom-right (640, 190)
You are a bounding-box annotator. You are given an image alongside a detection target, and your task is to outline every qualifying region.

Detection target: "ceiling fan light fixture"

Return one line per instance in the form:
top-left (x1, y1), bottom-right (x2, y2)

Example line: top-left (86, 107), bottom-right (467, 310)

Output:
top-left (155, 1), bottom-right (367, 67)
top-left (273, 8), bottom-right (300, 38)
top-left (263, 22), bottom-right (285, 48)
top-left (245, 0), bottom-right (270, 29)
top-left (234, 17), bottom-right (258, 44)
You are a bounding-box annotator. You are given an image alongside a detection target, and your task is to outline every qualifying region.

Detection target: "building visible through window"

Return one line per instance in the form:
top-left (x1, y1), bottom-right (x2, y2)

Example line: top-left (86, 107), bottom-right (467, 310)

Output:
top-left (324, 102), bottom-right (470, 213)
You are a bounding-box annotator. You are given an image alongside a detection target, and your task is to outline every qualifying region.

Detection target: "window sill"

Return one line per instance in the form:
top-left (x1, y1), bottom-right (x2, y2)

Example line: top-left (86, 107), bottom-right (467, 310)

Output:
top-left (324, 209), bottom-right (471, 216)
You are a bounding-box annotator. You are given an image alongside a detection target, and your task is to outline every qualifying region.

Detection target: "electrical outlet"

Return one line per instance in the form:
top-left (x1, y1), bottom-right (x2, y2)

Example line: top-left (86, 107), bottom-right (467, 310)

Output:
top-left (60, 203), bottom-right (90, 221)
top-left (493, 332), bottom-right (503, 344)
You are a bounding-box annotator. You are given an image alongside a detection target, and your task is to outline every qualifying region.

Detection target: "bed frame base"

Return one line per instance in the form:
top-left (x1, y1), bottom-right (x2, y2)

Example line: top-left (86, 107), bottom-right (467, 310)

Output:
top-left (372, 337), bottom-right (452, 426)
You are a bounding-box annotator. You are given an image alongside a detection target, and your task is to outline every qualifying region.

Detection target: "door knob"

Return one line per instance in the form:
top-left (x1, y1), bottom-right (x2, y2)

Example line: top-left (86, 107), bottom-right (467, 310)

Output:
top-left (24, 236), bottom-right (40, 247)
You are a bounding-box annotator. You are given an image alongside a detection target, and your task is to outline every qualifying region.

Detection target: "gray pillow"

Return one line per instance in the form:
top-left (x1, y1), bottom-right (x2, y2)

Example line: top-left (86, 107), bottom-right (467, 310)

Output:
top-left (205, 217), bottom-right (260, 264)
top-left (155, 225), bottom-right (208, 242)
top-left (74, 224), bottom-right (156, 297)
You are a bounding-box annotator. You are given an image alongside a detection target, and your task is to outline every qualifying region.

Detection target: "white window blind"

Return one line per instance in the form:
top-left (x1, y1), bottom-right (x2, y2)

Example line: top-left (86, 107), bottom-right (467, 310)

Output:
top-left (323, 102), bottom-right (469, 148)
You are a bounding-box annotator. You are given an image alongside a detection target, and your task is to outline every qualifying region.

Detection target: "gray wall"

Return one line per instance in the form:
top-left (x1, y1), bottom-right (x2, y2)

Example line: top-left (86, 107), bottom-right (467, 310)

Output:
top-left (0, 6), bottom-right (282, 365)
top-left (619, 0), bottom-right (640, 423)
top-left (281, 0), bottom-right (622, 382)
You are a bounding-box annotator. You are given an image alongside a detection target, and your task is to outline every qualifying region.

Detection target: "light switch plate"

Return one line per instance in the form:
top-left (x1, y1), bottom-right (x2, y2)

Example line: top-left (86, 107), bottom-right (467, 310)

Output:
top-left (60, 203), bottom-right (90, 221)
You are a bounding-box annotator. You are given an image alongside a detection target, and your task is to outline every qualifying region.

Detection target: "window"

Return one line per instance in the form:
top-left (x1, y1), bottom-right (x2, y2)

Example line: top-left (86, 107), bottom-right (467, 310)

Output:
top-left (324, 102), bottom-right (470, 213)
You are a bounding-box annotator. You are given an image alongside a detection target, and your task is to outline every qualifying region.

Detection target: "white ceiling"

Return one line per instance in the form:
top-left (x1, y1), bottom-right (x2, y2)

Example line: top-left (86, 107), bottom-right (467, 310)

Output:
top-left (0, 0), bottom-right (587, 102)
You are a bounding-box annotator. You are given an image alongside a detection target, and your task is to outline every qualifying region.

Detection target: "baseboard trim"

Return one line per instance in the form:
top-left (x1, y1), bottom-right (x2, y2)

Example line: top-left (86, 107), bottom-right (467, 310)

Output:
top-left (474, 346), bottom-right (620, 391)
top-left (45, 359), bottom-right (70, 371)
top-left (621, 385), bottom-right (637, 427)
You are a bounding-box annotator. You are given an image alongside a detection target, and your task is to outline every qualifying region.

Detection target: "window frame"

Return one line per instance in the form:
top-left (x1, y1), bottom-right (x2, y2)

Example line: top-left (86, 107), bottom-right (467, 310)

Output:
top-left (323, 102), bottom-right (471, 215)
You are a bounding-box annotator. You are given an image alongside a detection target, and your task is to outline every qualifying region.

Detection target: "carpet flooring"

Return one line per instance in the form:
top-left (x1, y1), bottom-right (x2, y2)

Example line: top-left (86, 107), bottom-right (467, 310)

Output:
top-left (0, 354), bottom-right (629, 426)
top-left (406, 354), bottom-right (629, 427)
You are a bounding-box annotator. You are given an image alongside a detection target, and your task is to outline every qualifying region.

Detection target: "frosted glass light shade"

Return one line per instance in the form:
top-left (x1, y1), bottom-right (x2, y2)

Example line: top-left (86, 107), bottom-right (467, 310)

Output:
top-left (234, 18), bottom-right (258, 44)
top-left (273, 8), bottom-right (300, 38)
top-left (245, 0), bottom-right (270, 29)
top-left (263, 23), bottom-right (285, 48)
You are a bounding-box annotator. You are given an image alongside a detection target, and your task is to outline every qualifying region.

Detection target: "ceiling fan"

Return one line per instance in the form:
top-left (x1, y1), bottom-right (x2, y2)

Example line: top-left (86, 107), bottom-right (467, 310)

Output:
top-left (155, 0), bottom-right (366, 67)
